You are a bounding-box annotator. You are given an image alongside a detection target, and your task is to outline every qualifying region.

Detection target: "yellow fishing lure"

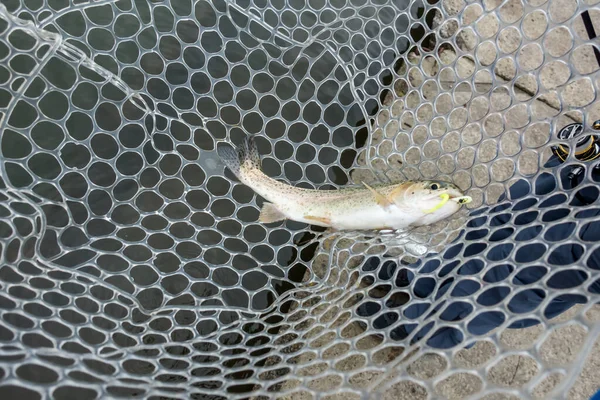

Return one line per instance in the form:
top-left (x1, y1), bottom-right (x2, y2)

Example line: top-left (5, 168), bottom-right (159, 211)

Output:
top-left (423, 193), bottom-right (472, 213)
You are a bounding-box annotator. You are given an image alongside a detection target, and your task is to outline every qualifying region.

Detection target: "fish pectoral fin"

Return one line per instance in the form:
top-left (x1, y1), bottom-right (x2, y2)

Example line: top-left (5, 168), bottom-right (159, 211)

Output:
top-left (259, 203), bottom-right (286, 223)
top-left (362, 181), bottom-right (394, 208)
top-left (304, 215), bottom-right (332, 226)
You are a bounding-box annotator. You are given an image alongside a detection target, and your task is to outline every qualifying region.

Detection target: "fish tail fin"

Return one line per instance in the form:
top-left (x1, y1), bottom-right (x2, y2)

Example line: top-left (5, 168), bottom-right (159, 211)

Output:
top-left (259, 202), bottom-right (286, 223)
top-left (217, 145), bottom-right (242, 178)
top-left (243, 135), bottom-right (261, 170)
top-left (217, 136), bottom-right (262, 179)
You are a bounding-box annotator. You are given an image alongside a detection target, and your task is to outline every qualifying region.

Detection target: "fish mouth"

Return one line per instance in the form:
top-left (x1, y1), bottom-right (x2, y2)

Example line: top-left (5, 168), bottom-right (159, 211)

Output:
top-left (421, 187), bottom-right (472, 213)
top-left (445, 188), bottom-right (472, 204)
top-left (444, 187), bottom-right (463, 200)
top-left (428, 188), bottom-right (472, 204)
top-left (423, 187), bottom-right (460, 199)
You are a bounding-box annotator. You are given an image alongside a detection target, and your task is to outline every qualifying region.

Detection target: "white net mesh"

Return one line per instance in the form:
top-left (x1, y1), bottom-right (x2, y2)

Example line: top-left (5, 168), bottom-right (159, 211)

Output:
top-left (0, 0), bottom-right (600, 398)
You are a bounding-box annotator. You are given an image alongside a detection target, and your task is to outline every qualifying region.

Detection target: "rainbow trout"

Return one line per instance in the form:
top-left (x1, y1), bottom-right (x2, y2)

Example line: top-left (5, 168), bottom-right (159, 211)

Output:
top-left (218, 137), bottom-right (472, 230)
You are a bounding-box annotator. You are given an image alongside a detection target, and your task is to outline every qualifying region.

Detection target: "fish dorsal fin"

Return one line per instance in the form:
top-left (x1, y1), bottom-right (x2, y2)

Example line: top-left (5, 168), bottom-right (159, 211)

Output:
top-left (362, 181), bottom-right (394, 209)
top-left (259, 203), bottom-right (286, 223)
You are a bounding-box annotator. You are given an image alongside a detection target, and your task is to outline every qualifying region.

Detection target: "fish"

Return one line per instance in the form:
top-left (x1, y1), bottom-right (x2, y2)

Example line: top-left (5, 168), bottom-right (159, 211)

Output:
top-left (217, 136), bottom-right (472, 231)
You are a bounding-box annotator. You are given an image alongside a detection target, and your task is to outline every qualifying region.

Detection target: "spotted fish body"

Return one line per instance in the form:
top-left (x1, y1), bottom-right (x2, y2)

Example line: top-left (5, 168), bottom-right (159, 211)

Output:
top-left (218, 137), bottom-right (469, 231)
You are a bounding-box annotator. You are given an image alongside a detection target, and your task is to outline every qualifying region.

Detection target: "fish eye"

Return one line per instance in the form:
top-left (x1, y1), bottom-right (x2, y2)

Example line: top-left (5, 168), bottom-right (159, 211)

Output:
top-left (430, 183), bottom-right (439, 190)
